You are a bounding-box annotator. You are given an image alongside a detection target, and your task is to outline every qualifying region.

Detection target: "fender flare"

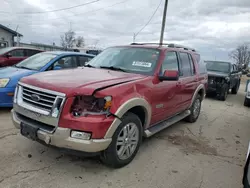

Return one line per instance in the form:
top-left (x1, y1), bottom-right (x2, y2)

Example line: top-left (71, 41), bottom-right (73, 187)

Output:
top-left (104, 98), bottom-right (151, 139)
top-left (189, 84), bottom-right (205, 108)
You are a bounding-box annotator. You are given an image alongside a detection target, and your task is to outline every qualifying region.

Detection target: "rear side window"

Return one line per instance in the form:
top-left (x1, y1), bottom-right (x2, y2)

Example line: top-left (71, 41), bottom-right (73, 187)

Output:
top-left (188, 54), bottom-right (195, 75)
top-left (161, 51), bottom-right (179, 74)
top-left (26, 49), bottom-right (41, 56)
top-left (10, 49), bottom-right (25, 57)
top-left (194, 54), bottom-right (207, 74)
top-left (179, 52), bottom-right (192, 77)
top-left (52, 56), bottom-right (78, 69)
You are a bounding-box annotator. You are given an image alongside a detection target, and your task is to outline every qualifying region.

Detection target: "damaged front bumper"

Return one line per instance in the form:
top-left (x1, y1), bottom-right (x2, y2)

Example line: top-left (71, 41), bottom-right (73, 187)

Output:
top-left (12, 109), bottom-right (112, 153)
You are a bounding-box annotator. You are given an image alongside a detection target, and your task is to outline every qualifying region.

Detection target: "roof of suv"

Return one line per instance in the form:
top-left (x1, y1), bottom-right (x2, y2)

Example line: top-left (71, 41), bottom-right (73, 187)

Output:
top-left (116, 42), bottom-right (197, 52)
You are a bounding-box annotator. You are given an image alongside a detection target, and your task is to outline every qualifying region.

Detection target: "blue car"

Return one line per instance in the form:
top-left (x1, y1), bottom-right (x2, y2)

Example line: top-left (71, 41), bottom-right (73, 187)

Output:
top-left (0, 51), bottom-right (95, 107)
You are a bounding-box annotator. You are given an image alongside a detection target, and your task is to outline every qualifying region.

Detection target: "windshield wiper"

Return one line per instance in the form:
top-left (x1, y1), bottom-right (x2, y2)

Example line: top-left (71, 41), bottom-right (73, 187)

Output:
top-left (84, 64), bottom-right (95, 68)
top-left (99, 66), bottom-right (127, 72)
top-left (15, 66), bottom-right (34, 70)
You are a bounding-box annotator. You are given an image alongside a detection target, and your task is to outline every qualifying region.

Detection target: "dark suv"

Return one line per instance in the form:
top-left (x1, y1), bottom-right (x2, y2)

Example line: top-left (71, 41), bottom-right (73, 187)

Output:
top-left (206, 61), bottom-right (241, 100)
top-left (0, 47), bottom-right (43, 67)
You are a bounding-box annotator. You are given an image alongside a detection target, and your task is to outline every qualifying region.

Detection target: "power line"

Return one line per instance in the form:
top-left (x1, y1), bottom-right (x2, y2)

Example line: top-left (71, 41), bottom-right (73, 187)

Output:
top-left (134, 0), bottom-right (163, 38)
top-left (51, 0), bottom-right (130, 21)
top-left (0, 0), bottom-right (100, 14)
top-left (2, 0), bottom-right (129, 25)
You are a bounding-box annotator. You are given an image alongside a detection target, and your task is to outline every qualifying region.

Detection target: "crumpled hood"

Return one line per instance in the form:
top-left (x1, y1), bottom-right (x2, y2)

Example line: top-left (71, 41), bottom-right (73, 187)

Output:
top-left (207, 71), bottom-right (228, 78)
top-left (20, 67), bottom-right (146, 96)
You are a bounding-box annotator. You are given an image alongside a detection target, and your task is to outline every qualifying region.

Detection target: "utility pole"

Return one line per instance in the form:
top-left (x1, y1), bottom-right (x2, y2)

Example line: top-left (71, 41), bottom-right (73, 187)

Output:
top-left (133, 33), bottom-right (136, 43)
top-left (159, 0), bottom-right (169, 45)
top-left (15, 25), bottom-right (20, 47)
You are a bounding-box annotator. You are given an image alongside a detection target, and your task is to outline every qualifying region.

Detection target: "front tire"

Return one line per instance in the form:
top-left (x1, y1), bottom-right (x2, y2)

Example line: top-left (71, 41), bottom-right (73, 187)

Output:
top-left (232, 80), bottom-right (240, 94)
top-left (100, 112), bottom-right (142, 168)
top-left (244, 97), bottom-right (250, 107)
top-left (218, 84), bottom-right (228, 101)
top-left (185, 94), bottom-right (201, 123)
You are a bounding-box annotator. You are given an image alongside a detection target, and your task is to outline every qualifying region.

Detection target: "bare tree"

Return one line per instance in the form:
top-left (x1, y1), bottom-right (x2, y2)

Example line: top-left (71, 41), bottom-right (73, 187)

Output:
top-left (75, 36), bottom-right (85, 47)
top-left (230, 44), bottom-right (250, 69)
top-left (60, 30), bottom-right (76, 49)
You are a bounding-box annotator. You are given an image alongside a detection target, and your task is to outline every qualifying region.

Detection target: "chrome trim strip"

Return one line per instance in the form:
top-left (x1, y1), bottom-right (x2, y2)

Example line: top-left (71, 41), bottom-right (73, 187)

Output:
top-left (17, 100), bottom-right (50, 116)
top-left (19, 82), bottom-right (66, 97)
top-left (23, 88), bottom-right (57, 99)
top-left (23, 96), bottom-right (53, 108)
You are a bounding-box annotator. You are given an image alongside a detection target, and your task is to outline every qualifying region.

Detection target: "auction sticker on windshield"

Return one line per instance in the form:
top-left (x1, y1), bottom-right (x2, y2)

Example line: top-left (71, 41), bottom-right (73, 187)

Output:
top-left (132, 61), bottom-right (152, 68)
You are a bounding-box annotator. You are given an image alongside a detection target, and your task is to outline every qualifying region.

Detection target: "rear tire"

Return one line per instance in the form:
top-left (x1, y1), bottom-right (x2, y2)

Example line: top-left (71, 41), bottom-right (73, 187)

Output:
top-left (232, 80), bottom-right (240, 94)
top-left (218, 84), bottom-right (228, 101)
top-left (185, 94), bottom-right (201, 123)
top-left (100, 112), bottom-right (142, 168)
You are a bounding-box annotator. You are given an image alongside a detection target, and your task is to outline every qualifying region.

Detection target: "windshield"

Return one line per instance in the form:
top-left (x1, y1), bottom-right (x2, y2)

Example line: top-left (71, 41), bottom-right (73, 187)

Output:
top-left (205, 61), bottom-right (230, 73)
top-left (15, 53), bottom-right (57, 70)
top-left (87, 47), bottom-right (160, 75)
top-left (0, 47), bottom-right (13, 55)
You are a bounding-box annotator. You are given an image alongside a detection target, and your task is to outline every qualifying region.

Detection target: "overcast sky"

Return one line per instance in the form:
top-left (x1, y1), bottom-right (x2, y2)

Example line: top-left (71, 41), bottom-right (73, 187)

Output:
top-left (1, 0), bottom-right (250, 61)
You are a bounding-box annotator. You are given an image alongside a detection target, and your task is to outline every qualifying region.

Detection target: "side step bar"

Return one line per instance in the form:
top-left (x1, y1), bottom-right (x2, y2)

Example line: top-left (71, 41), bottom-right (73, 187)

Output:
top-left (144, 110), bottom-right (191, 138)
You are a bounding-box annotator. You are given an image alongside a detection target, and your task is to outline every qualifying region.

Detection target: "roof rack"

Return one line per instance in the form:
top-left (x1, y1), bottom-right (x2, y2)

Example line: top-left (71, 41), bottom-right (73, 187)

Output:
top-left (130, 42), bottom-right (196, 52)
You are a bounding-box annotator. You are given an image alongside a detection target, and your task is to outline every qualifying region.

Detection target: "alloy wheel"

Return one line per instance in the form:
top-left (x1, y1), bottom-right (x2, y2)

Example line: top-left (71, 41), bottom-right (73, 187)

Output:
top-left (116, 123), bottom-right (139, 160)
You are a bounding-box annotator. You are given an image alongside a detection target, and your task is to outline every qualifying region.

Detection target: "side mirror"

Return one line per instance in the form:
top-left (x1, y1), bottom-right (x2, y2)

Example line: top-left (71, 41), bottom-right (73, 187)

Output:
top-left (53, 65), bottom-right (62, 70)
top-left (158, 70), bottom-right (179, 81)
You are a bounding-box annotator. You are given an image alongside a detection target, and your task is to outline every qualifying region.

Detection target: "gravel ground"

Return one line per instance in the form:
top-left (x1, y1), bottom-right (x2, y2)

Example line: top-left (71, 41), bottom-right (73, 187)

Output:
top-left (0, 84), bottom-right (250, 188)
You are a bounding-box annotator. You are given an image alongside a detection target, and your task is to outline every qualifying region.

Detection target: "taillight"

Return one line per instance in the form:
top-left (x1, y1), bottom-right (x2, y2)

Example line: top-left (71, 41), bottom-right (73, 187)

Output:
top-left (71, 95), bottom-right (112, 117)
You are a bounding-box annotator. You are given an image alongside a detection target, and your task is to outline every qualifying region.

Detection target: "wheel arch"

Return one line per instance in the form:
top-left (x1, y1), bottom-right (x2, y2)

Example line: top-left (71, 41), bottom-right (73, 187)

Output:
top-left (104, 98), bottom-right (151, 139)
top-left (189, 84), bottom-right (205, 108)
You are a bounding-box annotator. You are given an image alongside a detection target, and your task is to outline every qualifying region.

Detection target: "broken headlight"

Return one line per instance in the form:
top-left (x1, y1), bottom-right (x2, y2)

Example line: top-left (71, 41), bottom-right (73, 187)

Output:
top-left (71, 95), bottom-right (112, 117)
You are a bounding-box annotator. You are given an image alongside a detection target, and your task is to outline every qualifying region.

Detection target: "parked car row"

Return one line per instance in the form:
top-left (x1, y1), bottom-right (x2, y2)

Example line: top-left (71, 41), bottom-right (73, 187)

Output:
top-left (0, 43), bottom-right (243, 168)
top-left (0, 49), bottom-right (95, 107)
top-left (0, 47), bottom-right (43, 67)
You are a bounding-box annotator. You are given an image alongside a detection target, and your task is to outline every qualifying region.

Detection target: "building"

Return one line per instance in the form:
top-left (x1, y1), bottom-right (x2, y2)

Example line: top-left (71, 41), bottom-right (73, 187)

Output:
top-left (18, 42), bottom-right (68, 51)
top-left (0, 24), bottom-right (22, 48)
top-left (75, 46), bottom-right (103, 53)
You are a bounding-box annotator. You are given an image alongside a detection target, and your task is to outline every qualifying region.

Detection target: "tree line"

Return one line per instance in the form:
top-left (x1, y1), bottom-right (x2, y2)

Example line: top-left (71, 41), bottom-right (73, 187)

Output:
top-left (230, 44), bottom-right (250, 70)
top-left (60, 30), bottom-right (85, 49)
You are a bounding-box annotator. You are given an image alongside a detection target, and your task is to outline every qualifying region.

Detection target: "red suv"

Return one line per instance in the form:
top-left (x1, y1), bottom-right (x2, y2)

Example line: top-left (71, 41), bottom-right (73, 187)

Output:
top-left (12, 43), bottom-right (207, 168)
top-left (0, 47), bottom-right (43, 67)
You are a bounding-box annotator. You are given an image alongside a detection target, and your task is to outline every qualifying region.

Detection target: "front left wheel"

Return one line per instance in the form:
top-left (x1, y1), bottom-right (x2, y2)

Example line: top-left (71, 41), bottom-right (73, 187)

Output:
top-left (218, 84), bottom-right (229, 101)
top-left (100, 112), bottom-right (142, 168)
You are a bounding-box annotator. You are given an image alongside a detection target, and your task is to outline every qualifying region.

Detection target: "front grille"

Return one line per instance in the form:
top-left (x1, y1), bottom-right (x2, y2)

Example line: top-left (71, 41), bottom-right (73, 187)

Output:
top-left (22, 86), bottom-right (57, 112)
top-left (208, 77), bottom-right (224, 84)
